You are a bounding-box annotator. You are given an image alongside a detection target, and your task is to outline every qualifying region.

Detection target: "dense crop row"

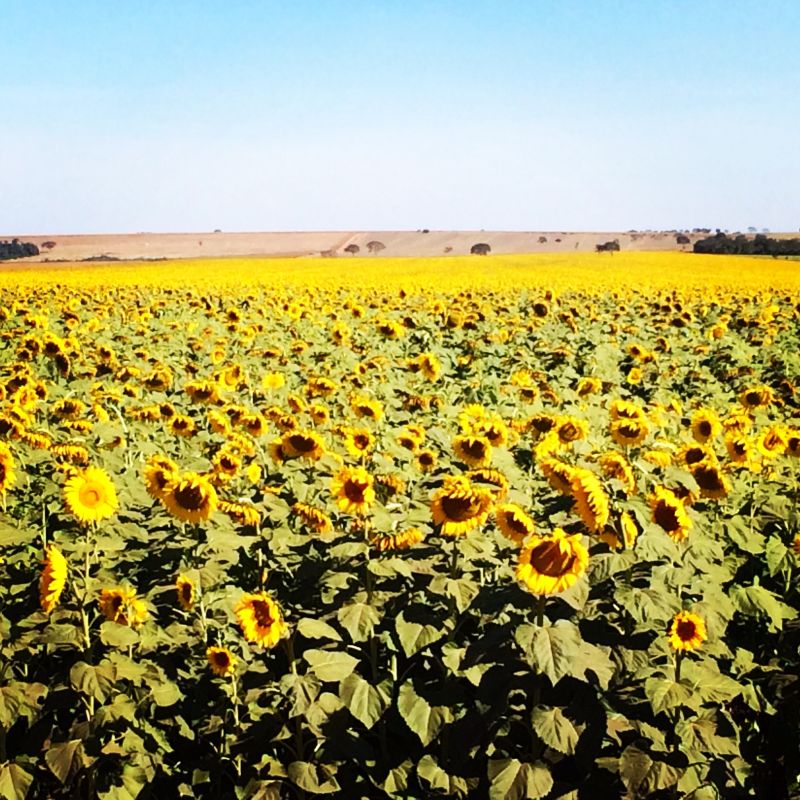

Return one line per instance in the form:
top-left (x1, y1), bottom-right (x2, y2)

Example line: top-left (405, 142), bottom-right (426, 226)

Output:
top-left (0, 253), bottom-right (799, 799)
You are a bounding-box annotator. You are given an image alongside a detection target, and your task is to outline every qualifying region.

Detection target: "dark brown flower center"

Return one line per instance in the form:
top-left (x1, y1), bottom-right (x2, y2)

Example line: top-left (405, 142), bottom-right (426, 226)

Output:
top-left (654, 502), bottom-right (679, 531)
top-left (676, 619), bottom-right (696, 640)
top-left (174, 483), bottom-right (205, 510)
top-left (344, 480), bottom-right (368, 503)
top-left (693, 466), bottom-right (724, 492)
top-left (529, 540), bottom-right (574, 577)
top-left (697, 421), bottom-right (712, 437)
top-left (251, 599), bottom-right (274, 628)
top-left (288, 434), bottom-right (317, 453)
top-left (441, 494), bottom-right (481, 522)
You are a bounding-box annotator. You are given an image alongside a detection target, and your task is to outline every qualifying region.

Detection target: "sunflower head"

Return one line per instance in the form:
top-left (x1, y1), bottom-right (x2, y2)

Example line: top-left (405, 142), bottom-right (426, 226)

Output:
top-left (40, 544), bottom-right (68, 614)
top-left (64, 466), bottom-right (118, 524)
top-left (0, 443), bottom-right (16, 493)
top-left (452, 434), bottom-right (492, 469)
top-left (99, 586), bottom-right (148, 626)
top-left (176, 574), bottom-right (196, 611)
top-left (143, 454), bottom-right (179, 500)
top-left (207, 646), bottom-right (237, 676)
top-left (371, 528), bottom-right (425, 552)
top-left (331, 466), bottom-right (375, 516)
top-left (495, 504), bottom-right (535, 545)
top-left (235, 592), bottom-right (287, 648)
top-left (431, 475), bottom-right (493, 537)
top-left (691, 463), bottom-right (730, 500)
top-left (570, 469), bottom-right (610, 533)
top-left (516, 528), bottom-right (589, 596)
top-left (690, 409), bottom-right (721, 443)
top-left (668, 610), bottom-right (707, 652)
top-left (281, 430), bottom-right (326, 462)
top-left (161, 472), bottom-right (218, 523)
top-left (650, 486), bottom-right (692, 541)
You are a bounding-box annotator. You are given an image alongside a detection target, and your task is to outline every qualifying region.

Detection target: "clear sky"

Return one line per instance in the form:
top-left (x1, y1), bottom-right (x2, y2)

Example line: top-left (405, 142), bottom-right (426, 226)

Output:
top-left (2, 1), bottom-right (799, 234)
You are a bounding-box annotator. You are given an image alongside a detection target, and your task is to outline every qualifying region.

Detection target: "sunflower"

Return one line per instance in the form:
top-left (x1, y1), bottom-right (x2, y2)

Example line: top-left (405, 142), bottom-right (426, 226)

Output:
top-left (262, 372), bottom-right (286, 391)
top-left (0, 443), bottom-right (16, 494)
top-left (739, 385), bottom-right (774, 409)
top-left (786, 431), bottom-right (800, 458)
top-left (431, 475), bottom-right (493, 536)
top-left (452, 434), bottom-right (492, 468)
top-left (212, 449), bottom-right (242, 479)
top-left (650, 486), bottom-right (692, 541)
top-left (570, 469), bottom-right (610, 532)
top-left (597, 451), bottom-right (636, 494)
top-left (539, 458), bottom-right (575, 495)
top-left (176, 574), bottom-right (196, 611)
top-left (668, 610), bottom-right (707, 652)
top-left (609, 398), bottom-right (646, 422)
top-left (99, 586), bottom-right (148, 626)
top-left (161, 472), bottom-right (218, 523)
top-left (468, 468), bottom-right (510, 501)
top-left (235, 592), bottom-right (287, 648)
top-left (64, 466), bottom-right (118, 523)
top-left (756, 426), bottom-right (787, 460)
top-left (351, 396), bottom-right (383, 422)
top-left (371, 528), bottom-right (425, 552)
top-left (418, 353), bottom-right (442, 381)
top-left (610, 418), bottom-right (649, 447)
top-left (218, 500), bottom-right (260, 526)
top-left (185, 379), bottom-right (219, 404)
top-left (691, 463), bottom-right (730, 500)
top-left (241, 413), bottom-right (268, 438)
top-left (281, 430), bottom-right (326, 462)
top-left (40, 544), bottom-right (68, 614)
top-left (516, 528), bottom-right (589, 595)
top-left (495, 504), bottom-right (535, 544)
top-left (207, 646), bottom-right (237, 677)
top-left (691, 409), bottom-right (721, 443)
top-left (142, 454), bottom-right (178, 500)
top-left (576, 377), bottom-right (602, 397)
top-left (555, 416), bottom-right (588, 445)
top-left (293, 502), bottom-right (333, 534)
top-left (725, 433), bottom-right (753, 465)
top-left (343, 427), bottom-right (375, 458)
top-left (331, 466), bottom-right (375, 516)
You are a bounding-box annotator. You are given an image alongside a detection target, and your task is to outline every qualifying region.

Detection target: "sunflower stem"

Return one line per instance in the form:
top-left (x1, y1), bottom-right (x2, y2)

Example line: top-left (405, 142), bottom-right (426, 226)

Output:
top-left (535, 594), bottom-right (546, 628)
top-left (675, 651), bottom-right (683, 683)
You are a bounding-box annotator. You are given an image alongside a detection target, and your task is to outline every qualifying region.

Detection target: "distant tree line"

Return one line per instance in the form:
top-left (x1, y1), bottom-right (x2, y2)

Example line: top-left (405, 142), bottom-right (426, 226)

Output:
top-left (0, 239), bottom-right (39, 260)
top-left (693, 232), bottom-right (800, 256)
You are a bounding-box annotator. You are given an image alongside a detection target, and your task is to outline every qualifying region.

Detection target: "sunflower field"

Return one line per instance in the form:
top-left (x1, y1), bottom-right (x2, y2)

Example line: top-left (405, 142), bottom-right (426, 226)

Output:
top-left (1, 251), bottom-right (799, 799)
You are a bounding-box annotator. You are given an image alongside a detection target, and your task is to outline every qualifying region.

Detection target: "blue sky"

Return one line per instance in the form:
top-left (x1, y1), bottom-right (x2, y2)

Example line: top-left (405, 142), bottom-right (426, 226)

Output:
top-left (2, 1), bottom-right (798, 233)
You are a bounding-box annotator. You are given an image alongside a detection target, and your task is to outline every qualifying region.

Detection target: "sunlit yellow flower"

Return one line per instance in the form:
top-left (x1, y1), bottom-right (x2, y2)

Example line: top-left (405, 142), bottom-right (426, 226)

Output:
top-left (371, 528), bottom-right (425, 552)
top-left (431, 475), bottom-right (493, 536)
top-left (281, 430), bottom-right (326, 462)
top-left (597, 451), bottom-right (636, 494)
top-left (207, 646), bottom-right (237, 676)
top-left (468, 468), bottom-right (509, 501)
top-left (452, 434), bottom-right (492, 468)
top-left (162, 472), bottom-right (218, 523)
top-left (555, 416), bottom-right (588, 445)
top-left (235, 592), bottom-right (287, 648)
top-left (756, 426), bottom-right (787, 460)
top-left (176, 574), bottom-right (196, 611)
top-left (331, 466), bottom-right (375, 516)
top-left (739, 385), bottom-right (774, 409)
top-left (99, 586), bottom-right (148, 626)
top-left (40, 545), bottom-right (68, 614)
top-left (64, 466), bottom-right (118, 523)
top-left (539, 458), bottom-right (576, 495)
top-left (668, 610), bottom-right (707, 652)
top-left (495, 504), bottom-right (535, 544)
top-left (293, 502), bottom-right (333, 534)
top-left (691, 409), bottom-right (721, 443)
top-left (142, 454), bottom-right (179, 500)
top-left (610, 418), bottom-right (649, 447)
top-left (650, 486), bottom-right (692, 542)
top-left (343, 427), bottom-right (375, 458)
top-left (218, 500), bottom-right (261, 527)
top-left (0, 443), bottom-right (16, 494)
top-left (351, 396), bottom-right (383, 421)
top-left (570, 469), bottom-right (610, 532)
top-left (262, 372), bottom-right (285, 390)
top-left (576, 377), bottom-right (602, 396)
top-left (245, 462), bottom-right (261, 485)
top-left (691, 462), bottom-right (730, 500)
top-left (516, 528), bottom-right (588, 595)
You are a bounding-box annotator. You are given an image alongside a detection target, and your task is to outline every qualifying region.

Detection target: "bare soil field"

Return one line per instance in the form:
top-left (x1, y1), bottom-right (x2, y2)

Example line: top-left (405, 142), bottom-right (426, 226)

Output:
top-left (1, 229), bottom-right (721, 262)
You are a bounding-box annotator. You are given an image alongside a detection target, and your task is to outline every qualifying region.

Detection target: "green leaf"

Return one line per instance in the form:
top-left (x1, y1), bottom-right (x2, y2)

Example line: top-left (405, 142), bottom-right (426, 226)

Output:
top-left (676, 716), bottom-right (739, 756)
top-left (397, 681), bottom-right (453, 746)
top-left (45, 740), bottom-right (89, 784)
top-left (515, 620), bottom-right (614, 688)
top-left (730, 584), bottom-right (796, 631)
top-left (377, 760), bottom-right (412, 797)
top-left (70, 661), bottom-right (117, 703)
top-left (337, 602), bottom-right (379, 643)
top-left (724, 517), bottom-right (765, 554)
top-left (417, 755), bottom-right (472, 797)
top-left (100, 621), bottom-right (140, 648)
top-left (98, 763), bottom-right (150, 800)
top-left (0, 763), bottom-right (32, 800)
top-left (150, 681), bottom-right (182, 707)
top-left (645, 677), bottom-right (694, 714)
top-left (395, 611), bottom-right (447, 657)
top-left (765, 536), bottom-right (792, 576)
top-left (296, 618), bottom-right (342, 642)
top-left (487, 759), bottom-right (553, 800)
top-left (620, 746), bottom-right (681, 794)
top-left (281, 673), bottom-right (322, 717)
top-left (531, 706), bottom-right (580, 755)
top-left (0, 522), bottom-right (37, 549)
top-left (0, 682), bottom-right (47, 728)
top-left (339, 673), bottom-right (389, 729)
top-left (445, 577), bottom-right (479, 613)
top-left (287, 762), bottom-right (340, 794)
top-left (303, 649), bottom-right (359, 682)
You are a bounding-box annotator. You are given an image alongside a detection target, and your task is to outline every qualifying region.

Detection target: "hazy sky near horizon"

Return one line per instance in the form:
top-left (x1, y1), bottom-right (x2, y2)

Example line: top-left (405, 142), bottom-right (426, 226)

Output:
top-left (2, 1), bottom-right (799, 234)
